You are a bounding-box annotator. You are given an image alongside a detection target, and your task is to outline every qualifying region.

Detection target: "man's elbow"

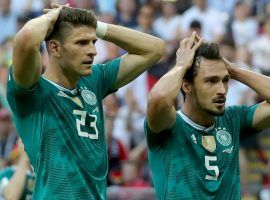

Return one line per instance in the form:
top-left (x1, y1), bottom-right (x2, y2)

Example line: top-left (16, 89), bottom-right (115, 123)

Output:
top-left (148, 90), bottom-right (170, 112)
top-left (148, 38), bottom-right (165, 62)
top-left (155, 38), bottom-right (166, 58)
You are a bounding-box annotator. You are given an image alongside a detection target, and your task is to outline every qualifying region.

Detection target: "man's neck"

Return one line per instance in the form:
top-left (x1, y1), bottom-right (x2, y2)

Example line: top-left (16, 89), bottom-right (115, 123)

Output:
top-left (43, 62), bottom-right (78, 90)
top-left (181, 103), bottom-right (215, 127)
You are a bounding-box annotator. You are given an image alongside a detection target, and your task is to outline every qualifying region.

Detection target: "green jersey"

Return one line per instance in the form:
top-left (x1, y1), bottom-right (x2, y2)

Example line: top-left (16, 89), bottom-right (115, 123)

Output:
top-left (7, 58), bottom-right (120, 199)
top-left (0, 166), bottom-right (35, 200)
top-left (145, 105), bottom-right (259, 200)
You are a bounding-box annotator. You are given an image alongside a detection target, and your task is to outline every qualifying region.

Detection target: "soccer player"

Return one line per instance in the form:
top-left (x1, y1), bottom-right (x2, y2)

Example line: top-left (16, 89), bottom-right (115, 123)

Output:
top-left (0, 140), bottom-right (34, 200)
top-left (7, 3), bottom-right (164, 199)
top-left (145, 32), bottom-right (270, 199)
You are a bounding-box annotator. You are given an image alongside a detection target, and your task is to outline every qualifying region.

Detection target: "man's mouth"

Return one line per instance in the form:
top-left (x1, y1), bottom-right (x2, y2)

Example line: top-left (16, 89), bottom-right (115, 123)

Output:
top-left (82, 60), bottom-right (93, 65)
top-left (213, 98), bottom-right (226, 105)
top-left (82, 60), bottom-right (93, 68)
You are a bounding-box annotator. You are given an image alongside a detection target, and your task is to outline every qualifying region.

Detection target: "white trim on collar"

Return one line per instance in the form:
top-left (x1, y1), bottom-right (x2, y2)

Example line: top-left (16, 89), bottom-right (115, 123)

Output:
top-left (177, 110), bottom-right (215, 132)
top-left (42, 76), bottom-right (77, 95)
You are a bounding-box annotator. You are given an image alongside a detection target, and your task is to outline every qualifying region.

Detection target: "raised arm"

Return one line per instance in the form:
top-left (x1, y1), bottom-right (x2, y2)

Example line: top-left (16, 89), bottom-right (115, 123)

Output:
top-left (99, 23), bottom-right (165, 89)
top-left (146, 33), bottom-right (203, 133)
top-left (12, 4), bottom-right (63, 89)
top-left (226, 60), bottom-right (270, 130)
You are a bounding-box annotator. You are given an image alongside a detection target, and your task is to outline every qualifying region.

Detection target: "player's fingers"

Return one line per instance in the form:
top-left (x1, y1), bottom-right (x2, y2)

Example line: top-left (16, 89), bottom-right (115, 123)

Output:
top-left (195, 34), bottom-right (201, 43)
top-left (51, 3), bottom-right (69, 9)
top-left (186, 32), bottom-right (196, 49)
top-left (222, 56), bottom-right (231, 65)
top-left (51, 3), bottom-right (59, 8)
top-left (180, 38), bottom-right (189, 49)
top-left (192, 37), bottom-right (203, 51)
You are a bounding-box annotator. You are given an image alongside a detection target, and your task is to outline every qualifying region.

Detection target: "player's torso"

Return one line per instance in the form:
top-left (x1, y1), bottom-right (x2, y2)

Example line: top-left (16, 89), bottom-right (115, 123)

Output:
top-left (155, 111), bottom-right (241, 200)
top-left (33, 77), bottom-right (107, 199)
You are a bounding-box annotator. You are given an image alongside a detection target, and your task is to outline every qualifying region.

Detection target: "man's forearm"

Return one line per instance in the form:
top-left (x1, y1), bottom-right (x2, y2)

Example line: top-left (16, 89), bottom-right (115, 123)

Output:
top-left (103, 24), bottom-right (164, 57)
top-left (150, 66), bottom-right (187, 107)
top-left (231, 67), bottom-right (270, 103)
top-left (15, 15), bottom-right (53, 49)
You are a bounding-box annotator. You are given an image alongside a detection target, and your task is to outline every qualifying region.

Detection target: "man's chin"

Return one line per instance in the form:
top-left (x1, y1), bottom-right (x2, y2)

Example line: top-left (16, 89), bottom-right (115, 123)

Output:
top-left (205, 108), bottom-right (225, 116)
top-left (81, 70), bottom-right (92, 76)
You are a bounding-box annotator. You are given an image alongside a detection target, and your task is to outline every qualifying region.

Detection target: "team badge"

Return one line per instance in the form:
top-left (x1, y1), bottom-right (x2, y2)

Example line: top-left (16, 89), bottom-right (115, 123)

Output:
top-left (216, 129), bottom-right (232, 146)
top-left (202, 136), bottom-right (216, 152)
top-left (81, 90), bottom-right (97, 105)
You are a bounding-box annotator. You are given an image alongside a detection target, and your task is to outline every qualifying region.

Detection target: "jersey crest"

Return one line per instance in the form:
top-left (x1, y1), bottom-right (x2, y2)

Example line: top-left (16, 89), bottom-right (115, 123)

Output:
top-left (202, 135), bottom-right (216, 152)
top-left (216, 128), bottom-right (232, 146)
top-left (81, 89), bottom-right (97, 105)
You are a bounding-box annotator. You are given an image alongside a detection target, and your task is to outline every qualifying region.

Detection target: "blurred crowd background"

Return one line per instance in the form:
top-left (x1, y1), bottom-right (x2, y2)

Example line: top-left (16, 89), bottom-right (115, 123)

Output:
top-left (1, 0), bottom-right (270, 199)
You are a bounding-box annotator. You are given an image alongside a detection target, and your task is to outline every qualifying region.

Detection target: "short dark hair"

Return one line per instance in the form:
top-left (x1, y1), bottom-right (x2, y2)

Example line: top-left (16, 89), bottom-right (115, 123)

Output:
top-left (181, 43), bottom-right (224, 99)
top-left (189, 20), bottom-right (201, 30)
top-left (45, 7), bottom-right (97, 48)
top-left (184, 43), bottom-right (222, 82)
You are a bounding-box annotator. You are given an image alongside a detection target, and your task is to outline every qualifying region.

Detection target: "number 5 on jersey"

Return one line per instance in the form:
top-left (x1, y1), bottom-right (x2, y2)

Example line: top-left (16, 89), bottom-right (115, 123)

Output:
top-left (205, 156), bottom-right (219, 181)
top-left (73, 109), bottom-right (98, 139)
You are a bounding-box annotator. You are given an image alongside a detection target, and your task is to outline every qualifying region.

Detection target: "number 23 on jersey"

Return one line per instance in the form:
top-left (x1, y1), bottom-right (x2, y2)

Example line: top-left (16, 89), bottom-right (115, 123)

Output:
top-left (73, 109), bottom-right (99, 139)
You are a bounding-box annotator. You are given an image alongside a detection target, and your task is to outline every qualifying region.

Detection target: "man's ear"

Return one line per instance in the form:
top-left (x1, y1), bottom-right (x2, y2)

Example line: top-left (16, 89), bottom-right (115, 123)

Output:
top-left (182, 79), bottom-right (192, 95)
top-left (48, 40), bottom-right (61, 57)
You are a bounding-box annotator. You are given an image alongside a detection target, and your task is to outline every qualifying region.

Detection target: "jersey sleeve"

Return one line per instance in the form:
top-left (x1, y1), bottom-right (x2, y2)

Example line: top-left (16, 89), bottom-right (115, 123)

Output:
top-left (226, 105), bottom-right (259, 141)
top-left (6, 67), bottom-right (42, 166)
top-left (93, 58), bottom-right (121, 98)
top-left (6, 66), bottom-right (41, 118)
top-left (144, 119), bottom-right (172, 150)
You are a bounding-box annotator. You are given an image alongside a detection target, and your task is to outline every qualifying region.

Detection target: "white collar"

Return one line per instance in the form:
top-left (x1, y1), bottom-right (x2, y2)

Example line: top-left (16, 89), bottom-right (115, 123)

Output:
top-left (177, 110), bottom-right (215, 132)
top-left (42, 76), bottom-right (78, 95)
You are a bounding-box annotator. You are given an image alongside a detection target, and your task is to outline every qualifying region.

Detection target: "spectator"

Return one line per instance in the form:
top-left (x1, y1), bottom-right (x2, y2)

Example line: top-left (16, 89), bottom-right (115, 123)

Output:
top-left (153, 0), bottom-right (182, 54)
top-left (114, 85), bottom-right (147, 149)
top-left (248, 16), bottom-right (270, 76)
top-left (0, 108), bottom-right (17, 169)
top-left (0, 139), bottom-right (34, 200)
top-left (0, 0), bottom-right (18, 44)
top-left (136, 4), bottom-right (156, 35)
top-left (121, 161), bottom-right (150, 187)
top-left (104, 94), bottom-right (128, 186)
top-left (182, 0), bottom-right (226, 42)
top-left (231, 1), bottom-right (258, 47)
top-left (207, 0), bottom-right (237, 14)
top-left (116, 0), bottom-right (138, 28)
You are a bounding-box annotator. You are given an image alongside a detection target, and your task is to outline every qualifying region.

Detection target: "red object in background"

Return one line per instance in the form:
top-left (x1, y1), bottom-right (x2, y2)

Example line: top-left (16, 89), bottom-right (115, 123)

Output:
top-left (66, 0), bottom-right (75, 6)
top-left (147, 74), bottom-right (158, 92)
top-left (263, 173), bottom-right (270, 186)
top-left (122, 178), bottom-right (150, 188)
top-left (108, 138), bottom-right (128, 185)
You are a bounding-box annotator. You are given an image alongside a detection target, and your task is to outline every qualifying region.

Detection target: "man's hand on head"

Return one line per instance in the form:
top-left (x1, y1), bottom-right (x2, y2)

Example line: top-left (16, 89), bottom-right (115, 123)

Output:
top-left (222, 56), bottom-right (238, 77)
top-left (43, 3), bottom-right (70, 38)
top-left (175, 32), bottom-right (203, 70)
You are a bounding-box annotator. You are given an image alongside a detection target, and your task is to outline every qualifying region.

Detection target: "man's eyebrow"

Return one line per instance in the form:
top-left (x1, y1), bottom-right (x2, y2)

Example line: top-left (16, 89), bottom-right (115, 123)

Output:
top-left (203, 74), bottom-right (230, 80)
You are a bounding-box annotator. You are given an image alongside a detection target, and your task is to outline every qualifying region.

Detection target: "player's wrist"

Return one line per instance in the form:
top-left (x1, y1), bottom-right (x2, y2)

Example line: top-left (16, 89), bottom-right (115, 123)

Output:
top-left (96, 21), bottom-right (108, 39)
top-left (174, 64), bottom-right (189, 72)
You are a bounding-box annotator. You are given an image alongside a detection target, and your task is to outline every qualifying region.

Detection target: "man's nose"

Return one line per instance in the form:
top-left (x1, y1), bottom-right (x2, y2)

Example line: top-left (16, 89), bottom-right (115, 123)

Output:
top-left (217, 82), bottom-right (226, 94)
top-left (87, 44), bottom-right (97, 56)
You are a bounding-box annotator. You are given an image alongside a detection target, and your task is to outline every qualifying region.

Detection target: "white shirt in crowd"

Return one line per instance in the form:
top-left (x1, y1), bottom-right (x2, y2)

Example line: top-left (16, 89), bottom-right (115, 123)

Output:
top-left (182, 6), bottom-right (226, 42)
top-left (248, 34), bottom-right (270, 72)
top-left (232, 18), bottom-right (258, 47)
